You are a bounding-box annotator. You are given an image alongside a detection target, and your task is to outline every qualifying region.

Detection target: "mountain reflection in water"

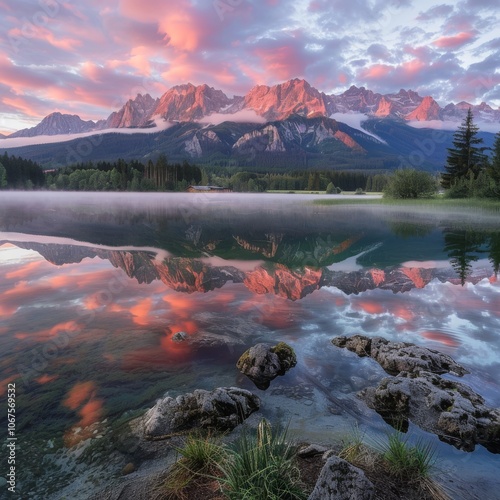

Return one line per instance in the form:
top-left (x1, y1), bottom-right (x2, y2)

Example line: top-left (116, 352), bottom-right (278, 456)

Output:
top-left (0, 192), bottom-right (499, 499)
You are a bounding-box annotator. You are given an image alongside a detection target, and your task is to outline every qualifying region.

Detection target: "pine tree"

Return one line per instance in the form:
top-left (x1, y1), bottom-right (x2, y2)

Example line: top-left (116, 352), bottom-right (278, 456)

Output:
top-left (441, 109), bottom-right (488, 189)
top-left (487, 131), bottom-right (500, 188)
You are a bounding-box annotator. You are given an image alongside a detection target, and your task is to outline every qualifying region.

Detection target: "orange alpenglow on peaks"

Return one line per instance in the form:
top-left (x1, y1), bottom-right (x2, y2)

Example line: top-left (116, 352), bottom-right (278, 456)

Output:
top-left (406, 96), bottom-right (441, 121)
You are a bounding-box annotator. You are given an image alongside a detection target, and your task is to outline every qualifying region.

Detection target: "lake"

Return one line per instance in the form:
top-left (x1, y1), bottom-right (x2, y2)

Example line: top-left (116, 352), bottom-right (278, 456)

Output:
top-left (1, 192), bottom-right (500, 499)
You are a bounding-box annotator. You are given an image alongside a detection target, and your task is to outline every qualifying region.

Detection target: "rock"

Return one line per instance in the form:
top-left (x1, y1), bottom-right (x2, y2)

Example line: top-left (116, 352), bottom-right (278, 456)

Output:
top-left (142, 387), bottom-right (260, 439)
top-left (236, 342), bottom-right (297, 390)
top-left (308, 455), bottom-right (374, 500)
top-left (121, 463), bottom-right (136, 475)
top-left (298, 444), bottom-right (329, 458)
top-left (332, 335), bottom-right (468, 376)
top-left (360, 370), bottom-right (500, 453)
top-left (171, 331), bottom-right (188, 343)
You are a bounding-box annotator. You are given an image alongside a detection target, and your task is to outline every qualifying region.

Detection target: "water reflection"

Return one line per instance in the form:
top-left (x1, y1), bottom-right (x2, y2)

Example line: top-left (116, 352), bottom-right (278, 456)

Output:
top-left (1, 193), bottom-right (500, 498)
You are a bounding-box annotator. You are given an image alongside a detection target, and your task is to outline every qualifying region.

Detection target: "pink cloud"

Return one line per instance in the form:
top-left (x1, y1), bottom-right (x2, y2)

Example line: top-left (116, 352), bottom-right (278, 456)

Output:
top-left (119, 0), bottom-right (211, 52)
top-left (10, 23), bottom-right (83, 51)
top-left (0, 55), bottom-right (54, 89)
top-left (253, 45), bottom-right (306, 81)
top-left (1, 96), bottom-right (47, 118)
top-left (433, 32), bottom-right (475, 49)
top-left (361, 64), bottom-right (392, 79)
top-left (401, 59), bottom-right (426, 75)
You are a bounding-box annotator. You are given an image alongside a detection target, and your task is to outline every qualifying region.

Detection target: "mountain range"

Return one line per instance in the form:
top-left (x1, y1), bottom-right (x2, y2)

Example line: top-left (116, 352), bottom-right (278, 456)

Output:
top-left (3, 239), bottom-right (494, 301)
top-left (5, 79), bottom-right (500, 139)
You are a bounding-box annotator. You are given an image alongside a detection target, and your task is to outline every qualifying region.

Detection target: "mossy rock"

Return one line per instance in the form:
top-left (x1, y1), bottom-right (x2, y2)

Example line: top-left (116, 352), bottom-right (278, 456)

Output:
top-left (270, 342), bottom-right (297, 375)
top-left (236, 348), bottom-right (253, 372)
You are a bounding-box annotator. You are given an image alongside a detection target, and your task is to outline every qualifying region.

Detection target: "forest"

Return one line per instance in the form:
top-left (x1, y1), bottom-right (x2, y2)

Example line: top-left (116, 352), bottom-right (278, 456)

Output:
top-left (0, 151), bottom-right (389, 193)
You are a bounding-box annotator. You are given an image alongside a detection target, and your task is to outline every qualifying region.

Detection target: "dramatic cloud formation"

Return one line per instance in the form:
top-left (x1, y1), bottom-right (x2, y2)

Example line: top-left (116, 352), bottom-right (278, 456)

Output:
top-left (0, 0), bottom-right (498, 133)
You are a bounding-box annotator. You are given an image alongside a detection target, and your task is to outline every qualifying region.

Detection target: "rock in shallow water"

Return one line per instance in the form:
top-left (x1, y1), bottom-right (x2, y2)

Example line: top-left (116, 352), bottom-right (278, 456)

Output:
top-left (308, 455), bottom-right (374, 500)
top-left (332, 335), bottom-right (468, 376)
top-left (236, 342), bottom-right (297, 390)
top-left (360, 370), bottom-right (500, 453)
top-left (142, 387), bottom-right (260, 439)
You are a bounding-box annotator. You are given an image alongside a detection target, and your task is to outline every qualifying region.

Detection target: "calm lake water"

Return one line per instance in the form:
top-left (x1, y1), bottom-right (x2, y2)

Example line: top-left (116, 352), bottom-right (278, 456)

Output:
top-left (1, 192), bottom-right (500, 499)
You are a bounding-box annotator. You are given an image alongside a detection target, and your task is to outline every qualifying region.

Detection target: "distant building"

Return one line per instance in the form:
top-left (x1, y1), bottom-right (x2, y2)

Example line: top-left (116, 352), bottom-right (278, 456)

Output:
top-left (187, 185), bottom-right (232, 193)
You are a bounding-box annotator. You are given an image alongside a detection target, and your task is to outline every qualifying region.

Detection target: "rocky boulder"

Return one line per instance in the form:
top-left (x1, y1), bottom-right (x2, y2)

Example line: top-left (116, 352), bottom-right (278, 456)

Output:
top-left (360, 370), bottom-right (500, 453)
top-left (142, 387), bottom-right (260, 439)
top-left (308, 455), bottom-right (374, 500)
top-left (332, 335), bottom-right (468, 376)
top-left (236, 342), bottom-right (297, 390)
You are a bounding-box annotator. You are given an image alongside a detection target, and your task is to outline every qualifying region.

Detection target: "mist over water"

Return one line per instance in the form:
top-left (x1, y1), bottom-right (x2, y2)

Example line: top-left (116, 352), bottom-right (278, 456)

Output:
top-left (1, 191), bottom-right (500, 498)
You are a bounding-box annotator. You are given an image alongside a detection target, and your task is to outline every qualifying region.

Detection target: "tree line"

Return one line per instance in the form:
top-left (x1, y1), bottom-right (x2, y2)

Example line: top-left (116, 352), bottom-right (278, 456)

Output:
top-left (0, 151), bottom-right (390, 192)
top-left (0, 152), bottom-right (45, 189)
top-left (1, 111), bottom-right (498, 197)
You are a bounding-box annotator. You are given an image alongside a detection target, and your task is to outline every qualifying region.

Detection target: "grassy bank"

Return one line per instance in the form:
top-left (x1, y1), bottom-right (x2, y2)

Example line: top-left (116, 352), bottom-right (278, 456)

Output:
top-left (158, 420), bottom-right (448, 500)
top-left (313, 196), bottom-right (500, 212)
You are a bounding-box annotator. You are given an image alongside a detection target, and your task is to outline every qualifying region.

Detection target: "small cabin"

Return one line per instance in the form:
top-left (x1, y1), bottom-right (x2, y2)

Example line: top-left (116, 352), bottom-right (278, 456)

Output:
top-left (187, 185), bottom-right (232, 193)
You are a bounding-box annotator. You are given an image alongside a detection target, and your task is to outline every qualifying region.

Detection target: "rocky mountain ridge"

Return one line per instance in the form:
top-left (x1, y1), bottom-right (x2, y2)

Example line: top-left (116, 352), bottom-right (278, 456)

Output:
top-left (5, 79), bottom-right (500, 138)
top-left (4, 240), bottom-right (494, 301)
top-left (8, 112), bottom-right (97, 138)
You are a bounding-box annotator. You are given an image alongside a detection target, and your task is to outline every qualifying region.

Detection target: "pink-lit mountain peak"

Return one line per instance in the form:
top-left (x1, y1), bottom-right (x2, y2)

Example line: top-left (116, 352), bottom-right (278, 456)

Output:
top-left (153, 82), bottom-right (232, 121)
top-left (243, 78), bottom-right (327, 120)
top-left (7, 78), bottom-right (500, 138)
top-left (103, 93), bottom-right (158, 129)
top-left (406, 96), bottom-right (441, 121)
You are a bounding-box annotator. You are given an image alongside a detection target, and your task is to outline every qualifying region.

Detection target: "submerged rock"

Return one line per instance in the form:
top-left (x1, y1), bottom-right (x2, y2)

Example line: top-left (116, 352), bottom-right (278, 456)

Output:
top-left (171, 331), bottom-right (188, 343)
top-left (236, 342), bottom-right (297, 390)
top-left (142, 387), bottom-right (260, 439)
top-left (360, 370), bottom-right (500, 453)
top-left (308, 455), bottom-right (374, 500)
top-left (332, 335), bottom-right (468, 376)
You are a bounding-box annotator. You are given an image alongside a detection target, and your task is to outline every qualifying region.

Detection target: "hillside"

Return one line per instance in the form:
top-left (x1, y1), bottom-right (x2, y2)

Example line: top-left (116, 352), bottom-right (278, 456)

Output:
top-left (4, 115), bottom-right (484, 171)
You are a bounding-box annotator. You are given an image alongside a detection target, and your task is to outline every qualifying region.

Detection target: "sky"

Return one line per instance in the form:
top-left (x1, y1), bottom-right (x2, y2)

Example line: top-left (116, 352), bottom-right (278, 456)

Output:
top-left (0, 0), bottom-right (499, 134)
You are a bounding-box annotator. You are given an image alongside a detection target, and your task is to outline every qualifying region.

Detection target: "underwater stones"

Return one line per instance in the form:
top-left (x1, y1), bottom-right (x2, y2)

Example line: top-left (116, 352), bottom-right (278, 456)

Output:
top-left (236, 342), bottom-right (297, 390)
top-left (360, 370), bottom-right (500, 453)
top-left (171, 331), bottom-right (188, 343)
top-left (142, 387), bottom-right (260, 439)
top-left (121, 463), bottom-right (136, 475)
top-left (332, 335), bottom-right (468, 376)
top-left (308, 455), bottom-right (374, 500)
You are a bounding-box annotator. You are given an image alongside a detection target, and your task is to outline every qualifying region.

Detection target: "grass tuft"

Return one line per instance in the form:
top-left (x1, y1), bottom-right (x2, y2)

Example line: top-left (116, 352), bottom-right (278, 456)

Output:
top-left (374, 430), bottom-right (437, 482)
top-left (161, 432), bottom-right (225, 499)
top-left (338, 423), bottom-right (365, 465)
top-left (218, 419), bottom-right (307, 500)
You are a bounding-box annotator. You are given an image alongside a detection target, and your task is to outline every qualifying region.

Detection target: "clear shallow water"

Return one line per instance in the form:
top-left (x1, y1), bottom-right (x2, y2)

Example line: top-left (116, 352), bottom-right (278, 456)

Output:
top-left (0, 192), bottom-right (500, 499)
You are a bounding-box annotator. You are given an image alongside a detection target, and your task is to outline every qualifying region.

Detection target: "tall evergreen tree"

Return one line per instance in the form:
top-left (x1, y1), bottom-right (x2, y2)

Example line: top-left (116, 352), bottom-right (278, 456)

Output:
top-left (441, 109), bottom-right (488, 189)
top-left (487, 131), bottom-right (500, 189)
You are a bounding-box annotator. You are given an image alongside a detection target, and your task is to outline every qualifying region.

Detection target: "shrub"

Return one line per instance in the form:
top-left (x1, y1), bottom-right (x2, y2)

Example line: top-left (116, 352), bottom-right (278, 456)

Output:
top-left (325, 182), bottom-right (336, 194)
top-left (384, 169), bottom-right (437, 199)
